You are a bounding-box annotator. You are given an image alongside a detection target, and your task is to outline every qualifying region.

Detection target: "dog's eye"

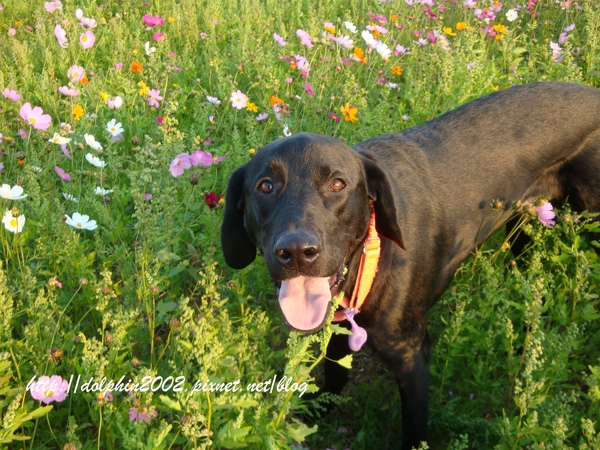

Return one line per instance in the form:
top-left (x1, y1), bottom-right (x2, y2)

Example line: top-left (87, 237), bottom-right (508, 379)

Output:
top-left (258, 180), bottom-right (274, 194)
top-left (329, 178), bottom-right (346, 192)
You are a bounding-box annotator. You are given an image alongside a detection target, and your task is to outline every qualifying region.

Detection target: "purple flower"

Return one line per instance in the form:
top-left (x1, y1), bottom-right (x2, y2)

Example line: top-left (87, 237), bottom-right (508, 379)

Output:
top-left (256, 112), bottom-right (269, 121)
top-left (129, 406), bottom-right (156, 422)
top-left (55, 166), bottom-right (71, 181)
top-left (61, 144), bottom-right (72, 159)
top-left (169, 153), bottom-right (191, 177)
top-left (536, 201), bottom-right (556, 228)
top-left (296, 29), bottom-right (313, 47)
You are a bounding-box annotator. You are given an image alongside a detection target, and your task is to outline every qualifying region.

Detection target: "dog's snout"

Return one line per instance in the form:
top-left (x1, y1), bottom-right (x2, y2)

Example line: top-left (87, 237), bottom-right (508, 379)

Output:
top-left (273, 233), bottom-right (322, 269)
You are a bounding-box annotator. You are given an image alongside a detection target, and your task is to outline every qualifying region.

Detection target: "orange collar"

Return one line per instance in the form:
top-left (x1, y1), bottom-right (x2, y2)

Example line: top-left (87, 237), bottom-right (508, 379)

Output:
top-left (333, 206), bottom-right (381, 322)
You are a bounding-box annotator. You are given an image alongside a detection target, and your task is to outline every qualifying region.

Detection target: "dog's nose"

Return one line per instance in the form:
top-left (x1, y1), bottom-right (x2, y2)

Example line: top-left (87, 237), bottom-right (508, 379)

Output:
top-left (273, 233), bottom-right (322, 269)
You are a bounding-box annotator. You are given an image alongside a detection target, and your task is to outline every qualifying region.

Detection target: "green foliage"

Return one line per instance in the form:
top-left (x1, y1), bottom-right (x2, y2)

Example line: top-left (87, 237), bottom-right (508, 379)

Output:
top-left (0, 0), bottom-right (599, 448)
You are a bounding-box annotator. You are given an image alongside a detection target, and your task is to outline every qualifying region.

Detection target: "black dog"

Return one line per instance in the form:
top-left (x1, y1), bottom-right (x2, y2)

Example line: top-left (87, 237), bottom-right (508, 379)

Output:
top-left (220, 82), bottom-right (600, 449)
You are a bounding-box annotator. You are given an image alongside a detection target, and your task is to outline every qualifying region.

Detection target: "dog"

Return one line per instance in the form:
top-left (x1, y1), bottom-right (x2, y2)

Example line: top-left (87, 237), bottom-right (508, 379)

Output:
top-left (220, 82), bottom-right (600, 449)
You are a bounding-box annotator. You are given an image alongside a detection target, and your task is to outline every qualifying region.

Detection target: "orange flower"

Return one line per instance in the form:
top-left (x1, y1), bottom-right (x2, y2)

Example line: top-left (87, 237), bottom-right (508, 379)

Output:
top-left (456, 22), bottom-right (467, 31)
top-left (269, 95), bottom-right (284, 108)
top-left (392, 66), bottom-right (403, 76)
top-left (79, 76), bottom-right (90, 84)
top-left (340, 103), bottom-right (359, 123)
top-left (369, 23), bottom-right (380, 38)
top-left (131, 61), bottom-right (143, 73)
top-left (353, 47), bottom-right (367, 64)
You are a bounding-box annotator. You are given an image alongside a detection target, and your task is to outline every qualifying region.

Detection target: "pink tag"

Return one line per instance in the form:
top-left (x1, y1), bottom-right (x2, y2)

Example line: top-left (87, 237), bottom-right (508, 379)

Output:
top-left (344, 309), bottom-right (367, 351)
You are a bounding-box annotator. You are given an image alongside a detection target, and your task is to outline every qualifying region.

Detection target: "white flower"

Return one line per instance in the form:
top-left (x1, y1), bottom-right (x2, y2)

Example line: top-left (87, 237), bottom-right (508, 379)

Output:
top-left (283, 124), bottom-right (291, 137)
top-left (361, 30), bottom-right (379, 49)
top-left (84, 133), bottom-right (102, 151)
top-left (62, 192), bottom-right (78, 202)
top-left (48, 133), bottom-right (71, 145)
top-left (144, 41), bottom-right (156, 55)
top-left (376, 42), bottom-right (392, 60)
top-left (0, 184), bottom-right (27, 200)
top-left (2, 209), bottom-right (25, 233)
top-left (107, 96), bottom-right (123, 109)
top-left (344, 21), bottom-right (357, 34)
top-left (94, 186), bottom-right (112, 196)
top-left (85, 153), bottom-right (106, 168)
top-left (106, 119), bottom-right (124, 137)
top-left (230, 90), bottom-right (248, 109)
top-left (506, 9), bottom-right (518, 22)
top-left (64, 212), bottom-right (97, 230)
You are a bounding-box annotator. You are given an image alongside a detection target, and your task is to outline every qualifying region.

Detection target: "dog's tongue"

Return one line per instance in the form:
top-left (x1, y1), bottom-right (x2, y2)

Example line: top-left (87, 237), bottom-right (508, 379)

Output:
top-left (278, 276), bottom-right (331, 331)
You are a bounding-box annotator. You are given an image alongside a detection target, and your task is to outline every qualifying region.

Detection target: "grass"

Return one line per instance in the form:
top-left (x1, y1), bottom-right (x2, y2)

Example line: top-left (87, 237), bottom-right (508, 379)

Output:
top-left (0, 0), bottom-right (599, 448)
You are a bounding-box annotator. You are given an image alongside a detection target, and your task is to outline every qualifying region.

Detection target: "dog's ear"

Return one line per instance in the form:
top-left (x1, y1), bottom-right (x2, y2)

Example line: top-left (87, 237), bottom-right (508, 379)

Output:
top-left (360, 153), bottom-right (405, 249)
top-left (221, 164), bottom-right (257, 268)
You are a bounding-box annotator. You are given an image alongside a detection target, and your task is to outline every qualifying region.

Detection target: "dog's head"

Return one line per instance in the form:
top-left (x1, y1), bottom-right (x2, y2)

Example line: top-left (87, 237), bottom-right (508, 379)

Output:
top-left (221, 132), bottom-right (403, 331)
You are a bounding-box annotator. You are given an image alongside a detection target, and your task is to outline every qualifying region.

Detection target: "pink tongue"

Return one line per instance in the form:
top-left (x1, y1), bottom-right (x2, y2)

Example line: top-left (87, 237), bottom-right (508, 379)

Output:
top-left (278, 276), bottom-right (331, 331)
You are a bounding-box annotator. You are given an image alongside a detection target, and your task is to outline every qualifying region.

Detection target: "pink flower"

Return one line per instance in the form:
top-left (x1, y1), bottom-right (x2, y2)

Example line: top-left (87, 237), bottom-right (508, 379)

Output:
top-left (129, 406), bottom-right (156, 422)
top-left (114, 62), bottom-right (123, 70)
top-left (106, 96), bottom-right (123, 109)
top-left (79, 30), bottom-right (95, 49)
top-left (304, 82), bottom-right (314, 96)
top-left (273, 33), bottom-right (286, 46)
top-left (536, 201), bottom-right (556, 228)
top-left (256, 112), bottom-right (269, 121)
top-left (54, 166), bottom-right (71, 181)
top-left (8, 28), bottom-right (16, 37)
top-left (147, 89), bottom-right (163, 108)
top-left (169, 153), bottom-right (191, 177)
top-left (58, 86), bottom-right (79, 96)
top-left (143, 14), bottom-right (164, 27)
top-left (152, 32), bottom-right (165, 42)
top-left (44, 1), bottom-right (62, 13)
top-left (2, 88), bottom-right (20, 102)
top-left (206, 95), bottom-right (221, 105)
top-left (190, 150), bottom-right (227, 167)
top-left (54, 24), bottom-right (68, 48)
top-left (67, 65), bottom-right (85, 81)
top-left (329, 112), bottom-right (340, 122)
top-left (20, 103), bottom-right (51, 130)
top-left (296, 29), bottom-right (313, 47)
top-left (29, 375), bottom-right (69, 404)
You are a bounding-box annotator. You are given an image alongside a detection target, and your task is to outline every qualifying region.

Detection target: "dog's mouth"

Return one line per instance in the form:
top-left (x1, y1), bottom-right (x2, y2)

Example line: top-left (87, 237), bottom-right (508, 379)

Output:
top-left (273, 265), bottom-right (345, 333)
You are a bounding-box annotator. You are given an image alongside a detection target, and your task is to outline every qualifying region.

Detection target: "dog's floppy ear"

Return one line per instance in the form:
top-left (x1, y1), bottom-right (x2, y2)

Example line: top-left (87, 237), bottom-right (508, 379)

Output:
top-left (221, 164), bottom-right (257, 269)
top-left (360, 153), bottom-right (405, 249)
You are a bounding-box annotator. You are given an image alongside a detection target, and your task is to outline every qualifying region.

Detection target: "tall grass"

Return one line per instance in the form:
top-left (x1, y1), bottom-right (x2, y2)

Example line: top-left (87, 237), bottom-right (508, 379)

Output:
top-left (0, 0), bottom-right (599, 448)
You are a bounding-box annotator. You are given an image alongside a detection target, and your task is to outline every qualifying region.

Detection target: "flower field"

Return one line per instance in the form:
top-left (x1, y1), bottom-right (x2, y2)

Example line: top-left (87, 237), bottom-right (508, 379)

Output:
top-left (1, 0), bottom-right (600, 448)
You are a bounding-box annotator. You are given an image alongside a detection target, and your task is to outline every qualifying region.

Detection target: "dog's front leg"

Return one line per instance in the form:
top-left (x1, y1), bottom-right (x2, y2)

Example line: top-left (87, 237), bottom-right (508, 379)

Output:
top-left (383, 333), bottom-right (432, 450)
top-left (322, 328), bottom-right (352, 395)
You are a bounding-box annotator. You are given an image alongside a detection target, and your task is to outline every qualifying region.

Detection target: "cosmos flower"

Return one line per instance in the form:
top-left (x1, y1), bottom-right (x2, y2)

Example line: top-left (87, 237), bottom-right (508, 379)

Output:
top-left (67, 65), bottom-right (85, 81)
top-left (79, 30), bottom-right (96, 49)
top-left (54, 24), bottom-right (68, 47)
top-left (58, 86), bottom-right (79, 96)
top-left (1, 88), bottom-right (20, 102)
top-left (147, 89), bottom-right (163, 107)
top-left (273, 33), bottom-right (286, 46)
top-left (106, 119), bottom-right (124, 137)
top-left (20, 103), bottom-right (51, 130)
top-left (169, 153), bottom-right (192, 177)
top-left (54, 166), bottom-right (71, 181)
top-left (85, 153), bottom-right (106, 168)
top-left (230, 90), bottom-right (248, 109)
top-left (2, 209), bottom-right (25, 233)
top-left (536, 201), bottom-right (556, 228)
top-left (64, 212), bottom-right (98, 230)
top-left (29, 375), bottom-right (69, 404)
top-left (340, 103), bottom-right (359, 122)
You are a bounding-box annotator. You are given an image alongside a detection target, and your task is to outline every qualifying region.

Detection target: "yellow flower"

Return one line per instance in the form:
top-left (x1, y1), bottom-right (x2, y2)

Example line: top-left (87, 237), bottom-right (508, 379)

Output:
top-left (391, 65), bottom-right (403, 76)
top-left (168, 17), bottom-right (176, 23)
top-left (456, 22), bottom-right (468, 31)
top-left (443, 27), bottom-right (456, 37)
top-left (137, 81), bottom-right (149, 96)
top-left (354, 47), bottom-right (367, 64)
top-left (99, 92), bottom-right (109, 102)
top-left (248, 148), bottom-right (256, 156)
top-left (340, 103), bottom-right (359, 123)
top-left (493, 24), bottom-right (506, 34)
top-left (246, 101), bottom-right (258, 113)
top-left (72, 104), bottom-right (84, 121)
top-left (324, 24), bottom-right (336, 34)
